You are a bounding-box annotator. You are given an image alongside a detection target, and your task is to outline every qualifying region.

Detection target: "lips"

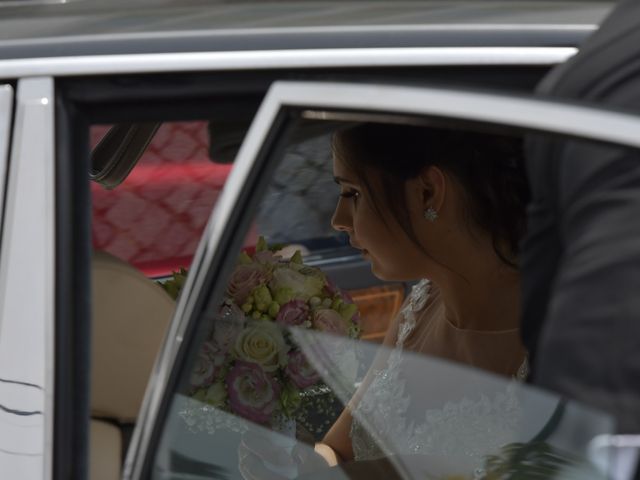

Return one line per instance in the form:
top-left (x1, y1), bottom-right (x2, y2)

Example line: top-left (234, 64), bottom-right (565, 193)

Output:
top-left (349, 238), bottom-right (368, 256)
top-left (350, 243), bottom-right (368, 256)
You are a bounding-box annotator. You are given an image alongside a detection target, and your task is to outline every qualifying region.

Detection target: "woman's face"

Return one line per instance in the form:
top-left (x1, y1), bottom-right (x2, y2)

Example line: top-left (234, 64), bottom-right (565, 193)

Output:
top-left (331, 155), bottom-right (431, 281)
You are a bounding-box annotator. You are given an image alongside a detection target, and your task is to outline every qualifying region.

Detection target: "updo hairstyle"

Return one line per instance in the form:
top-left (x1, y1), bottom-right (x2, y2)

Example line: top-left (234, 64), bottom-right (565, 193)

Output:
top-left (332, 123), bottom-right (529, 268)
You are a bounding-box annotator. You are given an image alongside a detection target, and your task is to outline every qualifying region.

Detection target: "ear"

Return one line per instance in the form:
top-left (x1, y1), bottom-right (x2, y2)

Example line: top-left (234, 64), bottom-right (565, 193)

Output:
top-left (418, 165), bottom-right (446, 212)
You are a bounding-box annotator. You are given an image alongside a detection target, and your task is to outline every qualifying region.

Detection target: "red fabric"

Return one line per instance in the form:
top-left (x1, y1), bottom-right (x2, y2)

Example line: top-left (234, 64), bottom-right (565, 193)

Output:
top-left (91, 121), bottom-right (256, 277)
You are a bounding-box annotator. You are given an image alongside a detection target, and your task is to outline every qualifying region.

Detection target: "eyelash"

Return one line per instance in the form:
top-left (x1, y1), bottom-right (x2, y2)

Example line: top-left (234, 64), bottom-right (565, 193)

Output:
top-left (339, 190), bottom-right (360, 201)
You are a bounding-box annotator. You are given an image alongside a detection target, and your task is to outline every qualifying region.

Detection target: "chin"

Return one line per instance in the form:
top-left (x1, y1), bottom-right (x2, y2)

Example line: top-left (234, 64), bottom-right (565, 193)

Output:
top-left (369, 263), bottom-right (400, 282)
top-left (370, 261), bottom-right (424, 283)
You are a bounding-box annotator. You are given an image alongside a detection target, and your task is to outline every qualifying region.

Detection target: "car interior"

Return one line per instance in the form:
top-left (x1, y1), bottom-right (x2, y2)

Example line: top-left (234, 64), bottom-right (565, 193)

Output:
top-left (87, 115), bottom-right (408, 478)
top-left (90, 250), bottom-right (175, 480)
top-left (82, 64), bottom-right (558, 478)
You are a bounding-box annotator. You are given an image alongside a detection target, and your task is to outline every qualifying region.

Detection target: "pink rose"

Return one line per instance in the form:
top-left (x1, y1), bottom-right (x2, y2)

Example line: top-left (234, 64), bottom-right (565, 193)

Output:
top-left (226, 264), bottom-right (270, 304)
top-left (226, 361), bottom-right (280, 424)
top-left (190, 341), bottom-right (227, 389)
top-left (312, 308), bottom-right (348, 336)
top-left (201, 340), bottom-right (227, 366)
top-left (285, 350), bottom-right (320, 389)
top-left (323, 278), bottom-right (339, 297)
top-left (337, 289), bottom-right (354, 304)
top-left (214, 302), bottom-right (246, 349)
top-left (190, 354), bottom-right (217, 388)
top-left (276, 300), bottom-right (309, 327)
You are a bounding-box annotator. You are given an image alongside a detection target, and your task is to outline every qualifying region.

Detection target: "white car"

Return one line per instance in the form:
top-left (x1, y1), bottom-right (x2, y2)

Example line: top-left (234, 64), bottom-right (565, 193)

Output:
top-left (1, 1), bottom-right (638, 479)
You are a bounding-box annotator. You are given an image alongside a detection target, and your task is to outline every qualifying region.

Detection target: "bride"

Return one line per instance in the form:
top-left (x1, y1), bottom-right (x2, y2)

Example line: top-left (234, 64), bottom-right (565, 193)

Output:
top-left (239, 123), bottom-right (530, 478)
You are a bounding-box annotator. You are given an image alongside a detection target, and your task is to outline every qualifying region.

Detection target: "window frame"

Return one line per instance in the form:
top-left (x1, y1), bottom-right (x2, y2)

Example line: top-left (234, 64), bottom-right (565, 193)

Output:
top-left (0, 84), bottom-right (12, 228)
top-left (54, 77), bottom-right (92, 480)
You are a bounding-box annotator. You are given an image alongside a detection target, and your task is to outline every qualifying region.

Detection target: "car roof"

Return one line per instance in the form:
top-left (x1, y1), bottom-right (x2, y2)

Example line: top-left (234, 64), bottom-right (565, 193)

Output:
top-left (0, 0), bottom-right (614, 60)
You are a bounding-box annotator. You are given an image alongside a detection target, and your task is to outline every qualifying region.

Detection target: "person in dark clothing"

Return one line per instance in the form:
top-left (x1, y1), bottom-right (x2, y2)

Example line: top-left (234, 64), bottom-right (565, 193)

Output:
top-left (522, 0), bottom-right (640, 434)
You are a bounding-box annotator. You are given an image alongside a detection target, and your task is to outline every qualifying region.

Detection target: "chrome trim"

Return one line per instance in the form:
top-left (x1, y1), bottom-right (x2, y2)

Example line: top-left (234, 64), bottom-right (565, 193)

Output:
top-left (305, 253), bottom-right (363, 267)
top-left (0, 24), bottom-right (597, 47)
top-left (128, 82), bottom-right (640, 478)
top-left (0, 47), bottom-right (577, 80)
top-left (284, 82), bottom-right (640, 148)
top-left (0, 85), bottom-right (12, 233)
top-left (0, 0), bottom-right (71, 7)
top-left (0, 77), bottom-right (54, 479)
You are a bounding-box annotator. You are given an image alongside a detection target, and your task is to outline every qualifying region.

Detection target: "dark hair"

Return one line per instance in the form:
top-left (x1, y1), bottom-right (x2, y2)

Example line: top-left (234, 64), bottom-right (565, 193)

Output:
top-left (332, 123), bottom-right (529, 268)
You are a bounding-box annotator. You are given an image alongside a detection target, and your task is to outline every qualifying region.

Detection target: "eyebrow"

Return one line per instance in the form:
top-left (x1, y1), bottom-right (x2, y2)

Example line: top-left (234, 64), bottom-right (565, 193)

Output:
top-left (333, 176), bottom-right (357, 185)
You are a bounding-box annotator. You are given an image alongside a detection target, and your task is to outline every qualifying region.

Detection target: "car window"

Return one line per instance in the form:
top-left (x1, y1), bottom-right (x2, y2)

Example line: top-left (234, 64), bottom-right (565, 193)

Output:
top-left (88, 118), bottom-right (254, 480)
top-left (138, 96), bottom-right (638, 479)
top-left (90, 121), bottom-right (235, 277)
top-left (87, 113), bottom-right (407, 480)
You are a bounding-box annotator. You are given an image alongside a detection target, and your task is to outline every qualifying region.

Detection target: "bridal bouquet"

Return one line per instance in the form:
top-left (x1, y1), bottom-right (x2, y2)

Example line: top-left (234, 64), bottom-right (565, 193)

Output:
top-left (161, 238), bottom-right (361, 436)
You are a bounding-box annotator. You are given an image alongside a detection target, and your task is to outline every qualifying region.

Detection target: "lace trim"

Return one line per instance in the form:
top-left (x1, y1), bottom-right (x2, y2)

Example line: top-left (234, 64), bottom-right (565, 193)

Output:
top-left (395, 279), bottom-right (430, 348)
top-left (350, 279), bottom-right (431, 460)
top-left (350, 279), bottom-right (527, 465)
top-left (516, 356), bottom-right (529, 381)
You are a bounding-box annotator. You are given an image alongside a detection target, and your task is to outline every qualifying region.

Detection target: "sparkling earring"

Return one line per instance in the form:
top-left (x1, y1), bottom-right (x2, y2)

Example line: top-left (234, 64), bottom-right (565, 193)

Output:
top-left (424, 206), bottom-right (438, 222)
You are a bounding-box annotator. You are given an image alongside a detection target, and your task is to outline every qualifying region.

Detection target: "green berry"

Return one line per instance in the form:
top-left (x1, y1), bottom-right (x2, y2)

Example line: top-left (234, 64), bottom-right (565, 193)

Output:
top-left (268, 302), bottom-right (280, 317)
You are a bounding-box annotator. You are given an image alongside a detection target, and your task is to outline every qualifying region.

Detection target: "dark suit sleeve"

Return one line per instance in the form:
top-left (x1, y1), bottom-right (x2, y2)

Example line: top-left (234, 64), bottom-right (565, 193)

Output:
top-left (523, 0), bottom-right (640, 434)
top-left (533, 138), bottom-right (640, 433)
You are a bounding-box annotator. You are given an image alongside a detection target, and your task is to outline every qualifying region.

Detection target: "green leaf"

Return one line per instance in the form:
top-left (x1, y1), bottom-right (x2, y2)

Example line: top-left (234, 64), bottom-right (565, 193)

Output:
top-left (158, 267), bottom-right (188, 301)
top-left (256, 236), bottom-right (268, 252)
top-left (290, 250), bottom-right (303, 264)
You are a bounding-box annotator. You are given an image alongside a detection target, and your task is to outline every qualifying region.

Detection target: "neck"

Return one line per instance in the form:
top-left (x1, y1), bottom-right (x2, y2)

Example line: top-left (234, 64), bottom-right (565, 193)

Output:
top-left (430, 254), bottom-right (521, 332)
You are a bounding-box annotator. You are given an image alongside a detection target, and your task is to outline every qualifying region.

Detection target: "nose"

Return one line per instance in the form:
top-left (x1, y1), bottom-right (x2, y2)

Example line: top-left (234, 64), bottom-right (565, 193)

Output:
top-left (331, 197), bottom-right (352, 233)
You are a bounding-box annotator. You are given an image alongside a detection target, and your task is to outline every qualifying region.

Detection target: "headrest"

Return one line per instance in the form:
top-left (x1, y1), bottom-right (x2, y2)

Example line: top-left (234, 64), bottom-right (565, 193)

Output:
top-left (91, 251), bottom-right (175, 422)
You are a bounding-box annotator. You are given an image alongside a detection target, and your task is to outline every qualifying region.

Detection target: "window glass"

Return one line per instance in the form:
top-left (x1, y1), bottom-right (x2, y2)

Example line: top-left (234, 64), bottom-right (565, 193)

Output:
top-left (149, 113), bottom-right (620, 480)
top-left (90, 121), bottom-right (235, 277)
top-left (88, 119), bottom-right (244, 480)
top-left (87, 116), bottom-right (406, 480)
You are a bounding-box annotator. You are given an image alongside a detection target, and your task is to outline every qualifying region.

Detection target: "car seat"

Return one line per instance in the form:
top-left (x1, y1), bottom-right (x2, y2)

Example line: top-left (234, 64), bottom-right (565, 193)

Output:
top-left (90, 251), bottom-right (175, 480)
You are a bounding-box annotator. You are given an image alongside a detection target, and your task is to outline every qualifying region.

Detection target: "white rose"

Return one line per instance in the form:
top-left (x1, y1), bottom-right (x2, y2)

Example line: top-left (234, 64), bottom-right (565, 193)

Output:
top-left (233, 321), bottom-right (288, 372)
top-left (269, 267), bottom-right (324, 300)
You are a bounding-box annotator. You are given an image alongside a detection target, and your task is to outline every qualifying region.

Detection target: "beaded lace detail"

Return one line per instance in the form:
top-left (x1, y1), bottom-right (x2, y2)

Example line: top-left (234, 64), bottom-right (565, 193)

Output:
top-left (349, 279), bottom-right (526, 463)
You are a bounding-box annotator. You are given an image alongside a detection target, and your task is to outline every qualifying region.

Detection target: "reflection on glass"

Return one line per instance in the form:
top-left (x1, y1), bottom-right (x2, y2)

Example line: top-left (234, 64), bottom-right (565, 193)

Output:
top-left (162, 238), bottom-right (361, 437)
top-left (349, 284), bottom-right (405, 343)
top-left (151, 118), bottom-right (617, 480)
top-left (155, 330), bottom-right (613, 479)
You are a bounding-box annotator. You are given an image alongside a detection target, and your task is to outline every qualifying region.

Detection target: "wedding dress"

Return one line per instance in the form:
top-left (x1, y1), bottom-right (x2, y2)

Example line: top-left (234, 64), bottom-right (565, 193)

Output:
top-left (349, 279), bottom-right (528, 470)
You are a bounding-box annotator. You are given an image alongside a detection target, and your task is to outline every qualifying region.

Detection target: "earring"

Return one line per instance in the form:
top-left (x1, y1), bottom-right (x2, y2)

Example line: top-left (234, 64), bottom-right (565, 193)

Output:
top-left (424, 206), bottom-right (438, 222)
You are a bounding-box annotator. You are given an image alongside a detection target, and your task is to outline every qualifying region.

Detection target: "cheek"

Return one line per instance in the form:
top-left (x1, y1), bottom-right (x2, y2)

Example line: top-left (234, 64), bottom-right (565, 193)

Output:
top-left (352, 201), bottom-right (386, 239)
top-left (361, 222), bottom-right (430, 280)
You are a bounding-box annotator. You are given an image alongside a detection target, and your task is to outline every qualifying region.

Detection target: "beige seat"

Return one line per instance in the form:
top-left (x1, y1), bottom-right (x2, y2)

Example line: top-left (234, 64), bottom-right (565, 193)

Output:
top-left (90, 251), bottom-right (175, 480)
top-left (90, 420), bottom-right (122, 480)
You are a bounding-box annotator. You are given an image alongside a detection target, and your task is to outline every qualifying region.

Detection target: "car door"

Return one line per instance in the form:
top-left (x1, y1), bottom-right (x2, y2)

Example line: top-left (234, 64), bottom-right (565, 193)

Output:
top-left (0, 79), bottom-right (58, 479)
top-left (125, 81), bottom-right (640, 480)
